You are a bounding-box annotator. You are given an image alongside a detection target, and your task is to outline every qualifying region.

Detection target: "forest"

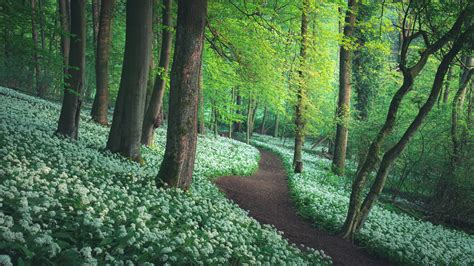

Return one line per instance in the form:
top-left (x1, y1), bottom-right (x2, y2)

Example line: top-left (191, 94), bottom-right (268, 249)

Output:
top-left (0, 0), bottom-right (473, 265)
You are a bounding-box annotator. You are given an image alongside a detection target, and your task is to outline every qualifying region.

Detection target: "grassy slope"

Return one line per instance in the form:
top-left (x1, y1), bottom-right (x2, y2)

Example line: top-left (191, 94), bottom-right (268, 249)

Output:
top-left (0, 87), bottom-right (330, 265)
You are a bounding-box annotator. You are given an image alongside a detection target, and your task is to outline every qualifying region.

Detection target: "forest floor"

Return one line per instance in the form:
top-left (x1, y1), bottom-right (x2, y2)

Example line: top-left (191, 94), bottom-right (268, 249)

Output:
top-left (215, 149), bottom-right (390, 266)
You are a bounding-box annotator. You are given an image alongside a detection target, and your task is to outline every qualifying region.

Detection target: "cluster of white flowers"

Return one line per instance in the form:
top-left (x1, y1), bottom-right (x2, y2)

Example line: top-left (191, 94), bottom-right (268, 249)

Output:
top-left (251, 134), bottom-right (474, 265)
top-left (0, 87), bottom-right (330, 265)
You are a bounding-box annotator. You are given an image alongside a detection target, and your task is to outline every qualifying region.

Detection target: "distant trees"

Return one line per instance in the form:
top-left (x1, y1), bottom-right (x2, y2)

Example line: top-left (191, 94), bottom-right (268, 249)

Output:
top-left (106, 0), bottom-right (153, 161)
top-left (332, 0), bottom-right (357, 176)
top-left (56, 0), bottom-right (86, 139)
top-left (91, 0), bottom-right (115, 125)
top-left (142, 0), bottom-right (173, 146)
top-left (157, 0), bottom-right (207, 190)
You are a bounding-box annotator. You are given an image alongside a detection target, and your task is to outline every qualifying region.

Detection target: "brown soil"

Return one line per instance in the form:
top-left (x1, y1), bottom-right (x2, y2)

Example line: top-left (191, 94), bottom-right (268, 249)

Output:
top-left (215, 149), bottom-right (390, 266)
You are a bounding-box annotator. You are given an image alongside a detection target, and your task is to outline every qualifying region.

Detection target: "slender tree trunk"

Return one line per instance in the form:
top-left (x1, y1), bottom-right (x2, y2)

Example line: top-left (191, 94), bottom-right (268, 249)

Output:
top-left (106, 0), bottom-right (153, 161)
top-left (31, 0), bottom-right (43, 97)
top-left (91, 0), bottom-right (114, 125)
top-left (91, 0), bottom-right (100, 54)
top-left (273, 113), bottom-right (279, 137)
top-left (250, 102), bottom-right (258, 137)
top-left (56, 0), bottom-right (86, 138)
top-left (157, 0), bottom-right (207, 190)
top-left (451, 57), bottom-right (473, 170)
top-left (141, 0), bottom-right (173, 146)
top-left (246, 98), bottom-right (254, 144)
top-left (234, 92), bottom-right (242, 132)
top-left (341, 16), bottom-right (473, 239)
top-left (332, 0), bottom-right (357, 176)
top-left (260, 106), bottom-right (267, 134)
top-left (58, 0), bottom-right (70, 79)
top-left (442, 66), bottom-right (454, 104)
top-left (293, 0), bottom-right (309, 173)
top-left (197, 65), bottom-right (206, 134)
top-left (212, 104), bottom-right (218, 137)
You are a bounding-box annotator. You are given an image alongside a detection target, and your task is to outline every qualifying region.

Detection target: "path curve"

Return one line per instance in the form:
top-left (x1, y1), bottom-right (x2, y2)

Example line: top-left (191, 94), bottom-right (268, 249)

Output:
top-left (215, 149), bottom-right (389, 266)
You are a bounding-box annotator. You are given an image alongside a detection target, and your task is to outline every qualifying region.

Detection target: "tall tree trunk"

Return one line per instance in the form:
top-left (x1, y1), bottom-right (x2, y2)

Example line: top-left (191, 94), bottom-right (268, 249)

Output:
top-left (246, 98), bottom-right (254, 144)
top-left (106, 0), bottom-right (153, 161)
top-left (273, 113), bottom-right (279, 137)
top-left (293, 0), bottom-right (309, 173)
top-left (442, 66), bottom-right (454, 104)
top-left (58, 0), bottom-right (70, 80)
top-left (341, 11), bottom-right (473, 239)
top-left (234, 91), bottom-right (242, 132)
top-left (197, 65), bottom-right (206, 134)
top-left (56, 0), bottom-right (86, 138)
top-left (451, 57), bottom-right (473, 170)
top-left (157, 0), bottom-right (207, 190)
top-left (259, 106), bottom-right (267, 134)
top-left (91, 0), bottom-right (115, 125)
top-left (91, 0), bottom-right (100, 54)
top-left (31, 0), bottom-right (44, 97)
top-left (250, 102), bottom-right (258, 137)
top-left (332, 0), bottom-right (357, 176)
top-left (141, 0), bottom-right (173, 146)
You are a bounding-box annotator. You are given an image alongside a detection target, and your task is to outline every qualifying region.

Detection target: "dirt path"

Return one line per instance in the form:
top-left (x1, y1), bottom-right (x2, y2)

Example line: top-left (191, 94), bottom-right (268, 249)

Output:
top-left (215, 149), bottom-right (390, 266)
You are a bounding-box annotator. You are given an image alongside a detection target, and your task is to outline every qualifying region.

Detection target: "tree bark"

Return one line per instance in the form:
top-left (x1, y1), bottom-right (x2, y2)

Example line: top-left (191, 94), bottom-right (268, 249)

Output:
top-left (259, 105), bottom-right (267, 134)
top-left (141, 0), bottom-right (173, 146)
top-left (156, 0), bottom-right (207, 190)
top-left (58, 0), bottom-right (70, 76)
top-left (451, 57), bottom-right (473, 170)
top-left (197, 65), bottom-right (206, 134)
top-left (56, 0), bottom-right (86, 139)
top-left (273, 113), bottom-right (279, 137)
top-left (106, 0), bottom-right (153, 161)
top-left (91, 0), bottom-right (100, 54)
top-left (234, 92), bottom-right (242, 132)
top-left (442, 66), bottom-right (454, 104)
top-left (91, 0), bottom-right (114, 125)
top-left (293, 0), bottom-right (309, 172)
top-left (332, 0), bottom-right (357, 176)
top-left (31, 0), bottom-right (44, 97)
top-left (246, 98), bottom-right (255, 144)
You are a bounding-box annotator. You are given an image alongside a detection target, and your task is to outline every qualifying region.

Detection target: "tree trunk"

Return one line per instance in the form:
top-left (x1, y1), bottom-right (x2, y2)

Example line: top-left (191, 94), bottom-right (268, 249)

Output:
top-left (451, 57), bottom-right (473, 170)
top-left (91, 0), bottom-right (114, 125)
top-left (259, 105), bottom-right (267, 134)
top-left (58, 0), bottom-right (70, 72)
top-left (56, 0), bottom-right (86, 139)
top-left (141, 0), bottom-right (173, 146)
top-left (197, 65), bottom-right (206, 134)
top-left (250, 102), bottom-right (258, 137)
top-left (156, 0), bottom-right (207, 190)
top-left (246, 98), bottom-right (254, 144)
top-left (442, 66), bottom-right (454, 104)
top-left (106, 0), bottom-right (153, 161)
top-left (234, 92), bottom-right (242, 132)
top-left (273, 113), bottom-right (279, 137)
top-left (341, 15), bottom-right (473, 239)
top-left (332, 0), bottom-right (357, 176)
top-left (293, 0), bottom-right (309, 172)
top-left (31, 0), bottom-right (44, 97)
top-left (91, 0), bottom-right (100, 52)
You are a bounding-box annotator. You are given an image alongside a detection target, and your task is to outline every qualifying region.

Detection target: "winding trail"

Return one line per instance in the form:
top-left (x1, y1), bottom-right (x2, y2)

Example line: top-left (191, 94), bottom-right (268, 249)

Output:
top-left (215, 149), bottom-right (389, 266)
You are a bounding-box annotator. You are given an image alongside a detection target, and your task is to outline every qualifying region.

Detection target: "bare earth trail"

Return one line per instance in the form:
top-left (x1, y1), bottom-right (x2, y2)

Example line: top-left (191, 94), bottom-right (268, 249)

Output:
top-left (215, 149), bottom-right (390, 266)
